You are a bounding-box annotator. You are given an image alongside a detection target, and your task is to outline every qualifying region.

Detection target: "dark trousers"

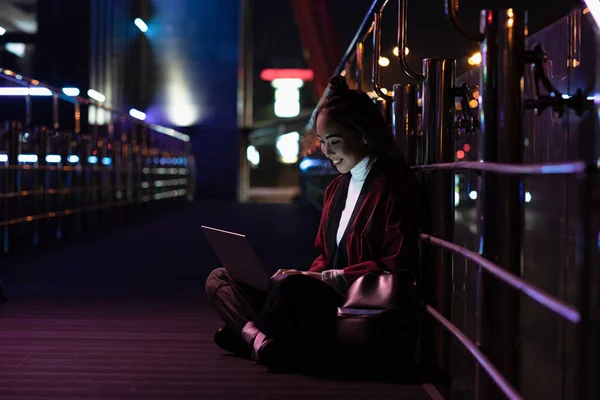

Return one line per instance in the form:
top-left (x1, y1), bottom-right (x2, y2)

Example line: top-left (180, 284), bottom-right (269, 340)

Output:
top-left (205, 268), bottom-right (343, 351)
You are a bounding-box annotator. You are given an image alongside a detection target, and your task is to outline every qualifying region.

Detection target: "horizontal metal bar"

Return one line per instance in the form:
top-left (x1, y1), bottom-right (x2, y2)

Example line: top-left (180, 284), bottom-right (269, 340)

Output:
top-left (0, 165), bottom-right (190, 174)
top-left (0, 180), bottom-right (188, 199)
top-left (411, 161), bottom-right (587, 175)
top-left (419, 233), bottom-right (581, 323)
top-left (0, 200), bottom-right (134, 227)
top-left (425, 305), bottom-right (523, 400)
top-left (0, 190), bottom-right (188, 227)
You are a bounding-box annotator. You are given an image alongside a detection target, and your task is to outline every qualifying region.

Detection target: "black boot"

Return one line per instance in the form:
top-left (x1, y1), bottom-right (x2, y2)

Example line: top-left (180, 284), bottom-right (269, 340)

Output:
top-left (213, 326), bottom-right (252, 358)
top-left (255, 338), bottom-right (302, 373)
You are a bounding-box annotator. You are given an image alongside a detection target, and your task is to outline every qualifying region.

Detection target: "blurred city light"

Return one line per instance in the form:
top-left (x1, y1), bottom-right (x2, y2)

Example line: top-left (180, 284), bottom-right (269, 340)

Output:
top-left (134, 18), bottom-right (148, 33)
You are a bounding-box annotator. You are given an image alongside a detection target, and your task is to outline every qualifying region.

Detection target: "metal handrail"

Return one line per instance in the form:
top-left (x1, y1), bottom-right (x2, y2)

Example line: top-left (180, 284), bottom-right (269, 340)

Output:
top-left (411, 160), bottom-right (587, 175)
top-left (419, 233), bottom-right (581, 323)
top-left (425, 306), bottom-right (523, 400)
top-left (0, 68), bottom-right (190, 142)
top-left (444, 0), bottom-right (484, 42)
top-left (372, 7), bottom-right (393, 101)
top-left (398, 0), bottom-right (426, 81)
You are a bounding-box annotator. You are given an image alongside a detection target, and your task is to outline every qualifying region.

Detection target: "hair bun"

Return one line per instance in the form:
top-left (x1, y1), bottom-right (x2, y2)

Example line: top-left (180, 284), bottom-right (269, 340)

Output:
top-left (329, 75), bottom-right (349, 95)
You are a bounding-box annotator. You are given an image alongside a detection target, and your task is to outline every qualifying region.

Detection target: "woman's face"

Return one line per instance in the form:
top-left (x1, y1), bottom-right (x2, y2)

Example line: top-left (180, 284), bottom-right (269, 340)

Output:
top-left (316, 112), bottom-right (368, 174)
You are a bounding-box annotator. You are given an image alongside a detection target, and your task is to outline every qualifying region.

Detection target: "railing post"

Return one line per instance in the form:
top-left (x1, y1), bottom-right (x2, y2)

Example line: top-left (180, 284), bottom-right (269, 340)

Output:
top-left (238, 0), bottom-right (254, 203)
top-left (422, 58), bottom-right (456, 373)
top-left (33, 126), bottom-right (48, 246)
top-left (476, 9), bottom-right (525, 399)
top-left (355, 42), bottom-right (364, 91)
top-left (3, 122), bottom-right (21, 253)
top-left (392, 83), bottom-right (418, 166)
top-left (57, 131), bottom-right (70, 239)
top-left (575, 67), bottom-right (598, 400)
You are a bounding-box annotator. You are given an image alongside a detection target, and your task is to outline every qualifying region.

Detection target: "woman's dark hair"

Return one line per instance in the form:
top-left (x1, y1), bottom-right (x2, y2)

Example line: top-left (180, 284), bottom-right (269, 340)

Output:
top-left (315, 75), bottom-right (408, 169)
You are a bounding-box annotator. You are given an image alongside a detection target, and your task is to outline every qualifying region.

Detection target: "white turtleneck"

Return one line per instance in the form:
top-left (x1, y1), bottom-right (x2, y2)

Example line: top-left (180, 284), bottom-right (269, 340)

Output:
top-left (336, 156), bottom-right (374, 245)
top-left (322, 156), bottom-right (375, 295)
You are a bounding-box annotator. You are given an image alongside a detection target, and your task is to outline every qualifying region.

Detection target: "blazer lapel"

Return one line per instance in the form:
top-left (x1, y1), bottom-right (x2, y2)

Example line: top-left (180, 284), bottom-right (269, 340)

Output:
top-left (326, 173), bottom-right (350, 259)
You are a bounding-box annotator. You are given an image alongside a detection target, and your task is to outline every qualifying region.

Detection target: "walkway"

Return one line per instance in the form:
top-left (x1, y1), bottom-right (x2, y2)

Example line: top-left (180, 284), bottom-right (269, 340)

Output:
top-left (0, 200), bottom-right (433, 399)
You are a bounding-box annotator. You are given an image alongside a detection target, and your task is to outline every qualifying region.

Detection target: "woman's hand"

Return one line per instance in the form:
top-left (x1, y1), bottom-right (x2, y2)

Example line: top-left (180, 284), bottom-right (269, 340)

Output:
top-left (272, 269), bottom-right (302, 278)
top-left (271, 270), bottom-right (323, 280)
top-left (302, 271), bottom-right (323, 280)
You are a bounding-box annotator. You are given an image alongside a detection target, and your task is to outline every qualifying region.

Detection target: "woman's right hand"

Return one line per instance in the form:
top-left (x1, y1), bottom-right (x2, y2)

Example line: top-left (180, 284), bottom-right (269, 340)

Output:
top-left (271, 269), bottom-right (303, 278)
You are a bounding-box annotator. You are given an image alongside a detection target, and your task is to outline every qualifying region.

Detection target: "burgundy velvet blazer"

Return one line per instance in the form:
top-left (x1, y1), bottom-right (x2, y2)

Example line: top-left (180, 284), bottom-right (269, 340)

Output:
top-left (308, 160), bottom-right (423, 285)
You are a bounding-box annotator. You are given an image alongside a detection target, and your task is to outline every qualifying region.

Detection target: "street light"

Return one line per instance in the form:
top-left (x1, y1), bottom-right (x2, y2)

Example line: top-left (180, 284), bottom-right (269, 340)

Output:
top-left (392, 46), bottom-right (409, 56)
top-left (468, 52), bottom-right (482, 66)
top-left (378, 56), bottom-right (390, 67)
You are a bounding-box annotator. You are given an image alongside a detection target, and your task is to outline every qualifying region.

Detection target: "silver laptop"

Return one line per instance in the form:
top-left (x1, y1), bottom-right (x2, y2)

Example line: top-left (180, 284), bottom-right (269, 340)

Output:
top-left (201, 225), bottom-right (270, 291)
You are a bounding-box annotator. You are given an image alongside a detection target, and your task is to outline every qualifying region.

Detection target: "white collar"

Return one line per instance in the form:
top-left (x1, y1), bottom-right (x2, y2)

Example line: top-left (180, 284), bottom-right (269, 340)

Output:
top-left (350, 156), bottom-right (374, 182)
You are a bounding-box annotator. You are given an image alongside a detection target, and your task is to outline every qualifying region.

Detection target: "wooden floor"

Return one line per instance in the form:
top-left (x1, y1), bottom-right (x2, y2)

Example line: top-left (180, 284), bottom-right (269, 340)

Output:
top-left (0, 200), bottom-right (433, 399)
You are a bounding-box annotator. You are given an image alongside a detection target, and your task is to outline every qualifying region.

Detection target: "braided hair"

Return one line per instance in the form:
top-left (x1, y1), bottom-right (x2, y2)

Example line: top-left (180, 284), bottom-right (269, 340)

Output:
top-left (315, 76), bottom-right (408, 169)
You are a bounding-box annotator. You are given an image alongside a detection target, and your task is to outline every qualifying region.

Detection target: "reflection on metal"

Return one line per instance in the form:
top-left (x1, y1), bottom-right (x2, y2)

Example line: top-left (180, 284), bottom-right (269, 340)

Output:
top-left (422, 57), bottom-right (456, 372)
top-left (476, 9), bottom-right (526, 398)
top-left (392, 83), bottom-right (418, 165)
top-left (302, 3), bottom-right (598, 399)
top-left (524, 44), bottom-right (595, 117)
top-left (412, 160), bottom-right (587, 174)
top-left (420, 234), bottom-right (581, 323)
top-left (426, 305), bottom-right (524, 400)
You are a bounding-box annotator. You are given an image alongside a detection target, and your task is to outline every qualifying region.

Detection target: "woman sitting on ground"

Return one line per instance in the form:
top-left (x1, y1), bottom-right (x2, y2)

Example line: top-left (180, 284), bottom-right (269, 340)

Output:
top-left (205, 75), bottom-right (423, 369)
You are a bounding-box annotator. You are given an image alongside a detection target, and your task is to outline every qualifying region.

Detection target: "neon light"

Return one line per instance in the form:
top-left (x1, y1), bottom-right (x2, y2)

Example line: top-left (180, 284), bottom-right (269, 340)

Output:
top-left (260, 69), bottom-right (314, 81)
top-left (87, 89), bottom-right (106, 103)
top-left (68, 155), bottom-right (80, 163)
top-left (0, 87), bottom-right (52, 96)
top-left (88, 156), bottom-right (98, 164)
top-left (45, 155), bottom-right (61, 163)
top-left (18, 154), bottom-right (38, 163)
top-left (62, 87), bottom-right (80, 96)
top-left (272, 78), bottom-right (303, 118)
top-left (101, 157), bottom-right (112, 166)
top-left (134, 18), bottom-right (148, 33)
top-left (129, 108), bottom-right (146, 120)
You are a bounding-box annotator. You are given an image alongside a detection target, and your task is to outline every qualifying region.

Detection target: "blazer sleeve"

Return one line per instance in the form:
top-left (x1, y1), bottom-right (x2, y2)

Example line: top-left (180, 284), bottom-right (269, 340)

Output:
top-left (340, 187), bottom-right (420, 284)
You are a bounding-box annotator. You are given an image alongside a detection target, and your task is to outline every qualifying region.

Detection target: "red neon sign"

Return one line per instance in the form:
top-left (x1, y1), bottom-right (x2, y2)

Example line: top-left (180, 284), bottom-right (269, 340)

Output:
top-left (260, 69), bottom-right (314, 81)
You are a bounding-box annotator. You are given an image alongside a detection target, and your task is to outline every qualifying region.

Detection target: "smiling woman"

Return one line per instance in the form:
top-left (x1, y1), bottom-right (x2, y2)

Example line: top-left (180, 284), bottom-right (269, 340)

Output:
top-left (205, 76), bottom-right (426, 372)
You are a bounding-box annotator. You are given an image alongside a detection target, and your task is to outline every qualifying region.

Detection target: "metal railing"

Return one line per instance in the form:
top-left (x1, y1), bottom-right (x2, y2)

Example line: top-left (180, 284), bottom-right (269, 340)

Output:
top-left (0, 68), bottom-right (195, 253)
top-left (303, 1), bottom-right (598, 399)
